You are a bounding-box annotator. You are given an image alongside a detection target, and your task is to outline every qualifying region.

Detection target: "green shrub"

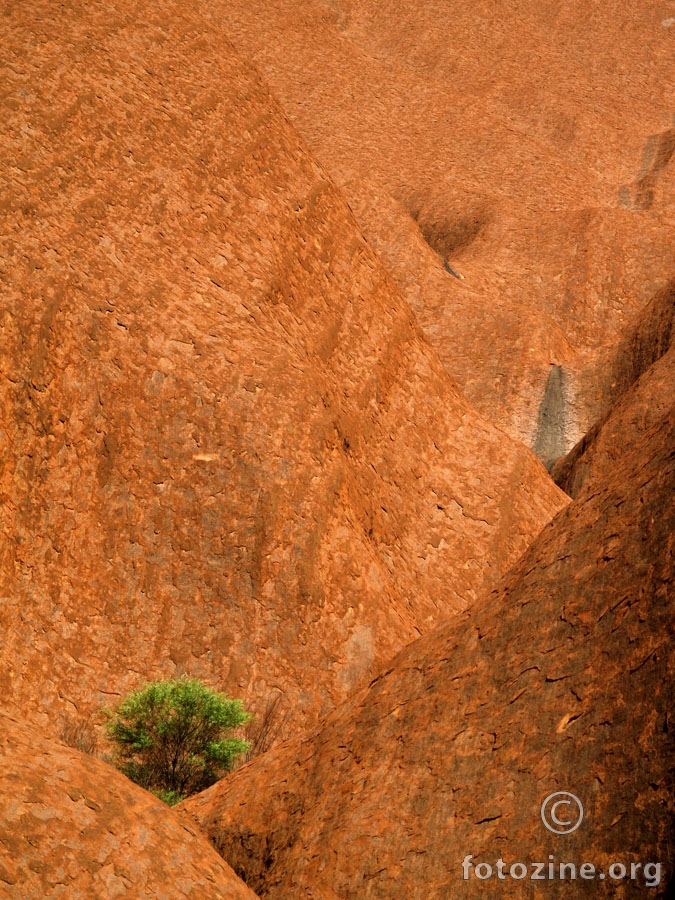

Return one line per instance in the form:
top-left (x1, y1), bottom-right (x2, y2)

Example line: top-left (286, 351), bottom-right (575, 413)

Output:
top-left (105, 677), bottom-right (251, 804)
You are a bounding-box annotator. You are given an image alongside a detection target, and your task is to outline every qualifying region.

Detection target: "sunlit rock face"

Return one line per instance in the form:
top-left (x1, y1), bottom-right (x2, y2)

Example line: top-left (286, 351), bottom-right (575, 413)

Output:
top-left (212, 0), bottom-right (675, 456)
top-left (0, 0), bottom-right (565, 738)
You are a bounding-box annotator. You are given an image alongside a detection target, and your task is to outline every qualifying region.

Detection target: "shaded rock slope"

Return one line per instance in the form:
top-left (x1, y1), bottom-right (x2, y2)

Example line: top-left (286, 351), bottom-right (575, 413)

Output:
top-left (213, 0), bottom-right (675, 453)
top-left (553, 278), bottom-right (675, 496)
top-left (0, 711), bottom-right (259, 899)
top-left (0, 0), bottom-right (566, 736)
top-left (181, 406), bottom-right (675, 899)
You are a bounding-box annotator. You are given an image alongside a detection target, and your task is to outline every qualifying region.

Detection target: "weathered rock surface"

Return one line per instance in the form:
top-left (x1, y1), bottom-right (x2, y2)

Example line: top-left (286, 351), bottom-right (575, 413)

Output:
top-left (553, 278), bottom-right (675, 495)
top-left (553, 347), bottom-right (675, 497)
top-left (0, 711), bottom-right (259, 899)
top-left (181, 407), bottom-right (675, 899)
top-left (604, 275), bottom-right (675, 411)
top-left (0, 0), bottom-right (566, 736)
top-left (215, 0), bottom-right (675, 453)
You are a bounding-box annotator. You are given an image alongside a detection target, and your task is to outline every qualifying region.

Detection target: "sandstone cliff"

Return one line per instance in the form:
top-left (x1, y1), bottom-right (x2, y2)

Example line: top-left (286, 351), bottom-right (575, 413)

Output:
top-left (215, 0), bottom-right (675, 453)
top-left (0, 0), bottom-right (565, 737)
top-left (181, 407), bottom-right (675, 899)
top-left (553, 278), bottom-right (675, 495)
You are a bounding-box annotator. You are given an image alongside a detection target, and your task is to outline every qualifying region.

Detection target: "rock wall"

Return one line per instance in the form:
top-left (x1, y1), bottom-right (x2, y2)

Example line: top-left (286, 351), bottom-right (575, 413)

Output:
top-left (0, 0), bottom-right (566, 737)
top-left (181, 407), bottom-right (675, 899)
top-left (0, 712), bottom-right (259, 899)
top-left (553, 279), bottom-right (675, 496)
top-left (210, 0), bottom-right (675, 452)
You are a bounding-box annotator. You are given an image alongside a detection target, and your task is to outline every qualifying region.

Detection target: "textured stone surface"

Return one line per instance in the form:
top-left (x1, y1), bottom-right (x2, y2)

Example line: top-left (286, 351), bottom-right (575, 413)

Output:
top-left (0, 0), bottom-right (566, 737)
top-left (606, 276), bottom-right (675, 406)
top-left (553, 279), bottom-right (675, 495)
top-left (215, 0), bottom-right (675, 452)
top-left (553, 346), bottom-right (675, 498)
top-left (0, 711), bottom-right (259, 899)
top-left (181, 408), bottom-right (675, 899)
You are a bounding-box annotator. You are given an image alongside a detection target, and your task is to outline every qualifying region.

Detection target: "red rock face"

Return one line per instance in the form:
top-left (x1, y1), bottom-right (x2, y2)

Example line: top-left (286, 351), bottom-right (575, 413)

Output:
top-left (214, 0), bottom-right (675, 454)
top-left (0, 712), bottom-right (259, 899)
top-left (3, 2), bottom-right (671, 895)
top-left (553, 279), bottom-right (675, 496)
top-left (0, 0), bottom-right (565, 737)
top-left (180, 407), bottom-right (675, 899)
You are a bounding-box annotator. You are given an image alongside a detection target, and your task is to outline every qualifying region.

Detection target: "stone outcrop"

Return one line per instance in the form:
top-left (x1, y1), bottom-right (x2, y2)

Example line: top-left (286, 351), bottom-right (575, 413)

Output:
top-left (0, 0), bottom-right (566, 737)
top-left (1, 2), bottom-right (672, 896)
top-left (181, 407), bottom-right (675, 899)
top-left (0, 711), bottom-right (259, 899)
top-left (609, 277), bottom-right (675, 400)
top-left (214, 0), bottom-right (675, 453)
top-left (553, 279), bottom-right (675, 495)
top-left (553, 346), bottom-right (675, 497)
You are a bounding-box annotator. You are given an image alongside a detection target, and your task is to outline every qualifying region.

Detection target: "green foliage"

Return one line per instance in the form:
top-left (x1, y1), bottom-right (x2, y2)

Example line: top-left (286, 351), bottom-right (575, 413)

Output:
top-left (105, 677), bottom-right (251, 804)
top-left (152, 788), bottom-right (187, 807)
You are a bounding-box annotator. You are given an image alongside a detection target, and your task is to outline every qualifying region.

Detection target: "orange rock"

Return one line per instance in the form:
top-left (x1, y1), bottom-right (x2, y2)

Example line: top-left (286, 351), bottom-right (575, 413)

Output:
top-left (216, 0), bottom-right (675, 453)
top-left (181, 407), bottom-right (675, 899)
top-left (553, 279), bottom-right (675, 495)
top-left (0, 0), bottom-right (565, 737)
top-left (0, 711), bottom-right (259, 899)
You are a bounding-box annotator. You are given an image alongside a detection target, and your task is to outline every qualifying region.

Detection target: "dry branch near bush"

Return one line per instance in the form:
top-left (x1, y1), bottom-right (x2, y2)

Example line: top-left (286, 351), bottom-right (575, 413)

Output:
top-left (60, 716), bottom-right (98, 756)
top-left (244, 693), bottom-right (290, 762)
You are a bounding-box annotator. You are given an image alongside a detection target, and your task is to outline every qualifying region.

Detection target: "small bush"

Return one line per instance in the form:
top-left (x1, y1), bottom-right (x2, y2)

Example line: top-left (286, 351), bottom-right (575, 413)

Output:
top-left (105, 677), bottom-right (251, 804)
top-left (152, 788), bottom-right (187, 806)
